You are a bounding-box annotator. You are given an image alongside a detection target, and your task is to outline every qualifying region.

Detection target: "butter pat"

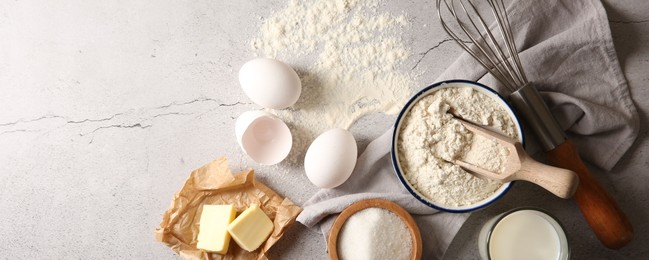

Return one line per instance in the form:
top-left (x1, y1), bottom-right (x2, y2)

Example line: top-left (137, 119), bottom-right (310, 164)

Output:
top-left (196, 204), bottom-right (236, 254)
top-left (227, 203), bottom-right (274, 252)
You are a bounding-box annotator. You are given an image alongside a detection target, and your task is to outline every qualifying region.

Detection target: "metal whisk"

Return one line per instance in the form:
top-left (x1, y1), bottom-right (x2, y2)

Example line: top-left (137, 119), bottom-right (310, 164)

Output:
top-left (437, 0), bottom-right (634, 249)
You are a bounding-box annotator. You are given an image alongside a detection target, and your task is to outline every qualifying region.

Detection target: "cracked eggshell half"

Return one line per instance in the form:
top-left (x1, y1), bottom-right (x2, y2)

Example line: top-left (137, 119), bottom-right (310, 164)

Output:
top-left (304, 128), bottom-right (358, 189)
top-left (235, 110), bottom-right (292, 165)
top-left (239, 58), bottom-right (302, 109)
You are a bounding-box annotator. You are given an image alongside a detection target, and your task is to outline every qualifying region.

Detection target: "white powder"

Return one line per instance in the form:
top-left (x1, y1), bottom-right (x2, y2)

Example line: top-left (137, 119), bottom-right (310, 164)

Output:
top-left (250, 0), bottom-right (415, 164)
top-left (338, 208), bottom-right (412, 260)
top-left (397, 86), bottom-right (518, 207)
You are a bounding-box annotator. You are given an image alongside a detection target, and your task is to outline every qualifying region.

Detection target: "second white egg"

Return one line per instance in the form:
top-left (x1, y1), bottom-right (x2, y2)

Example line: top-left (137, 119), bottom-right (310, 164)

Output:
top-left (304, 128), bottom-right (358, 189)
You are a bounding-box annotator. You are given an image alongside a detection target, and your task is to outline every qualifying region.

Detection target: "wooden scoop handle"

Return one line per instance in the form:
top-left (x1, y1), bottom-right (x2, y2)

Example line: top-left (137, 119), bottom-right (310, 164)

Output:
top-left (514, 148), bottom-right (579, 199)
top-left (546, 139), bottom-right (633, 249)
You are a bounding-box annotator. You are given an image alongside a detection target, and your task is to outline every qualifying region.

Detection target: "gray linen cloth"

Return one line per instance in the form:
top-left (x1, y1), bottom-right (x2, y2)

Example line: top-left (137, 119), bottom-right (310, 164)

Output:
top-left (296, 0), bottom-right (639, 259)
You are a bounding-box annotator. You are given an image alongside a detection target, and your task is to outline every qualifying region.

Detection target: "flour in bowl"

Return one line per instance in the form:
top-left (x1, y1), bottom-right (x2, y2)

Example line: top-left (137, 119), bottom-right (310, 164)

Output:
top-left (396, 86), bottom-right (518, 207)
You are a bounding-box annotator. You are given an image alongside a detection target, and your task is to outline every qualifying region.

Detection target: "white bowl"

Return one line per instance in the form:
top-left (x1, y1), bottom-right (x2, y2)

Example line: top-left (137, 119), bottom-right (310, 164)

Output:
top-left (391, 80), bottom-right (524, 213)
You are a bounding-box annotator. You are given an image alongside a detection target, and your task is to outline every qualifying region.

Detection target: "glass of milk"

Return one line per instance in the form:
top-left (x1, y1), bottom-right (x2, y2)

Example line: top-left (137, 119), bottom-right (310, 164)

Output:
top-left (478, 208), bottom-right (570, 260)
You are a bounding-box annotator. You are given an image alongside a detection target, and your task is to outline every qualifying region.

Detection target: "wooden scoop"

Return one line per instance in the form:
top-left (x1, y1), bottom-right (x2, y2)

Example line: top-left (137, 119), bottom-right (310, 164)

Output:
top-left (451, 118), bottom-right (579, 199)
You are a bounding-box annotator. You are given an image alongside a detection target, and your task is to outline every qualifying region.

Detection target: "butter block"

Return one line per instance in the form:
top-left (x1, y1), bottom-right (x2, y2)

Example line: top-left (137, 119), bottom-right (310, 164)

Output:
top-left (196, 204), bottom-right (236, 254)
top-left (227, 203), bottom-right (274, 252)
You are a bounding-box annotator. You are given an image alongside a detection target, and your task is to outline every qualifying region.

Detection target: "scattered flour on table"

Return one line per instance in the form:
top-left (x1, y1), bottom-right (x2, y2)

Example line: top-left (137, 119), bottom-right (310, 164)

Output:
top-left (397, 86), bottom-right (518, 207)
top-left (338, 207), bottom-right (412, 260)
top-left (250, 0), bottom-right (416, 165)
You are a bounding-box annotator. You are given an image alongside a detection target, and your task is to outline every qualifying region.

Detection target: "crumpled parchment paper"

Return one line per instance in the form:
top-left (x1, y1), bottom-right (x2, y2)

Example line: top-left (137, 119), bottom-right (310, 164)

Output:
top-left (155, 157), bottom-right (302, 260)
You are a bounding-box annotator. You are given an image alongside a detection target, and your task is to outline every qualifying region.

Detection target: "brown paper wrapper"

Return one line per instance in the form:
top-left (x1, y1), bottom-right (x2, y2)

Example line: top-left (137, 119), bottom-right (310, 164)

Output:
top-left (155, 157), bottom-right (302, 260)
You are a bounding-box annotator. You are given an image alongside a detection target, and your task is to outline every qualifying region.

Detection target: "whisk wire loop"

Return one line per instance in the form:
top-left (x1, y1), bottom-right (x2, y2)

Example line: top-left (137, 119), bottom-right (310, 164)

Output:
top-left (439, 0), bottom-right (515, 89)
top-left (463, 0), bottom-right (521, 89)
top-left (494, 0), bottom-right (528, 84)
top-left (437, 0), bottom-right (528, 92)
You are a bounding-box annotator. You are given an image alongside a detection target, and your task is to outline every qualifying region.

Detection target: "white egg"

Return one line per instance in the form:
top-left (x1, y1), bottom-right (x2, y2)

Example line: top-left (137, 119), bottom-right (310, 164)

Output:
top-left (239, 58), bottom-right (302, 109)
top-left (304, 128), bottom-right (358, 189)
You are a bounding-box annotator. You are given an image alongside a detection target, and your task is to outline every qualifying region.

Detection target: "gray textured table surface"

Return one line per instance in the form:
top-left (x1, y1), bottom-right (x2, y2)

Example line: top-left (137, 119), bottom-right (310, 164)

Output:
top-left (1, 0), bottom-right (647, 259)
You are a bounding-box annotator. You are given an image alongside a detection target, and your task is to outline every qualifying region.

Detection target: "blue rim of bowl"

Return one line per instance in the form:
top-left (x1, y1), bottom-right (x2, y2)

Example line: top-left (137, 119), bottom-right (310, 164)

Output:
top-left (391, 79), bottom-right (525, 213)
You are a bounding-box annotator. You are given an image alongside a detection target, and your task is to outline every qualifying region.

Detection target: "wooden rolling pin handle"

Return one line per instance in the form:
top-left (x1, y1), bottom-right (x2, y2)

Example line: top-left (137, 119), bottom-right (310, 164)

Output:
top-left (545, 139), bottom-right (633, 249)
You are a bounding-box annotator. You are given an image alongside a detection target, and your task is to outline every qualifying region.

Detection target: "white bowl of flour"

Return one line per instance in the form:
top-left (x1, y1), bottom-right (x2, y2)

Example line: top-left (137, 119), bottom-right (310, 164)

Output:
top-left (391, 80), bottom-right (524, 212)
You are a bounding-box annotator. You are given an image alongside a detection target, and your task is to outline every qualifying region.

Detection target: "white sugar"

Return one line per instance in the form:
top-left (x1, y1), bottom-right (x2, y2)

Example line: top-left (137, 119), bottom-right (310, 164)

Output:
top-left (337, 208), bottom-right (412, 260)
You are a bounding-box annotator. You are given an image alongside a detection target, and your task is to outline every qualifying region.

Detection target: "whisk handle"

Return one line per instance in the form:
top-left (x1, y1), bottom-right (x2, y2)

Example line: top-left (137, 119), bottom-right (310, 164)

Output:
top-left (546, 139), bottom-right (633, 249)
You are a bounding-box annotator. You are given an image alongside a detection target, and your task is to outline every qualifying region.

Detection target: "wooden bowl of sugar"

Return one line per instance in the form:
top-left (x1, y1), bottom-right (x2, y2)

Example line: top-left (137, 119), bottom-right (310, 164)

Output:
top-left (327, 198), bottom-right (422, 260)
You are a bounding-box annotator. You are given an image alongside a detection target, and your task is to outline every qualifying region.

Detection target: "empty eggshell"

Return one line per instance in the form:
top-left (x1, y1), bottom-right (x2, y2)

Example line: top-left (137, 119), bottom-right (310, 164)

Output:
top-left (304, 128), bottom-right (358, 189)
top-left (235, 111), bottom-right (292, 165)
top-left (239, 58), bottom-right (302, 109)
